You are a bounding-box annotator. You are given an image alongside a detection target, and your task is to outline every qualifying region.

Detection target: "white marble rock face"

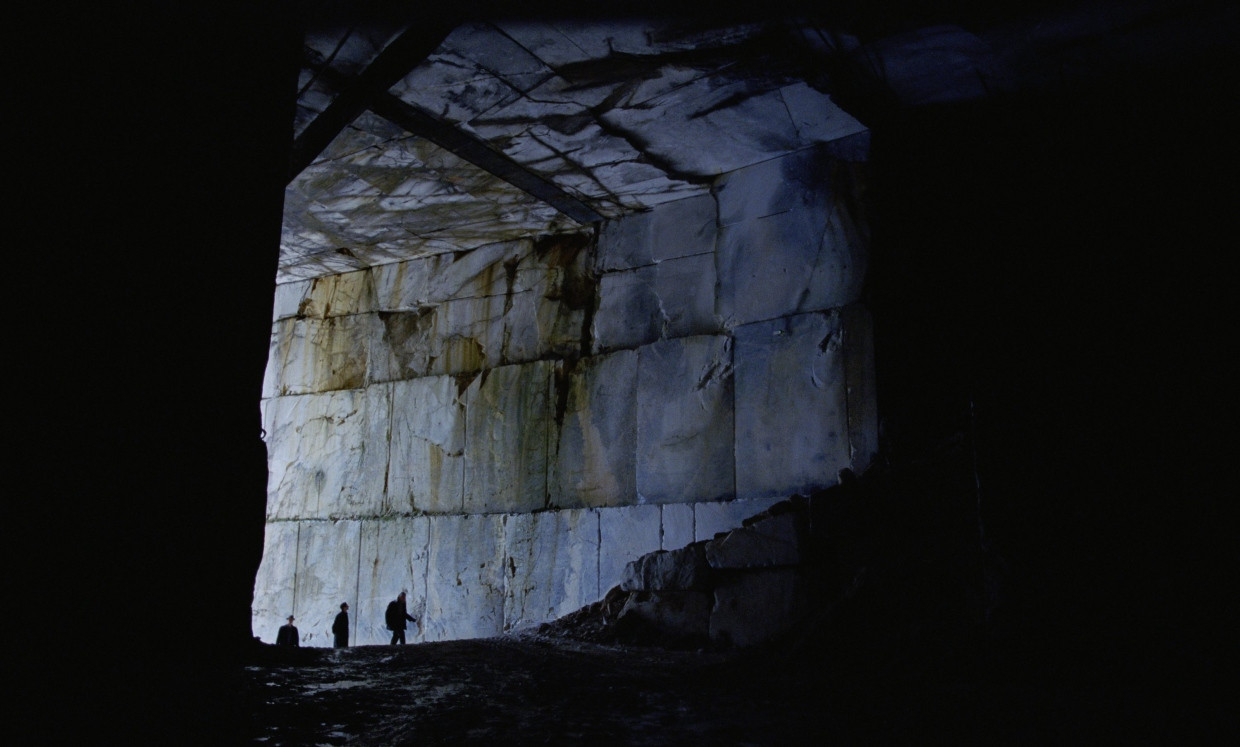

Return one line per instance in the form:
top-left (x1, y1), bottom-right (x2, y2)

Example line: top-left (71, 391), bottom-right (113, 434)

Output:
top-left (501, 509), bottom-right (601, 631)
top-left (272, 270), bottom-right (376, 321)
top-left (387, 376), bottom-right (467, 515)
top-left (251, 521), bottom-right (299, 645)
top-left (549, 351), bottom-right (638, 509)
top-left (262, 386), bottom-right (390, 520)
top-left (263, 313), bottom-right (383, 398)
top-left (636, 335), bottom-right (736, 504)
top-left (424, 514), bottom-right (506, 642)
top-left (732, 311), bottom-right (852, 501)
top-left (256, 111), bottom-right (876, 646)
top-left (357, 517), bottom-right (430, 646)
top-left (293, 520), bottom-right (362, 648)
top-left (714, 149), bottom-right (867, 328)
top-left (370, 239), bottom-right (534, 312)
top-left (653, 252), bottom-right (719, 339)
top-left (660, 504), bottom-right (695, 551)
top-left (598, 504), bottom-right (663, 593)
top-left (462, 362), bottom-right (553, 514)
top-left (693, 496), bottom-right (787, 542)
top-left (592, 265), bottom-right (661, 352)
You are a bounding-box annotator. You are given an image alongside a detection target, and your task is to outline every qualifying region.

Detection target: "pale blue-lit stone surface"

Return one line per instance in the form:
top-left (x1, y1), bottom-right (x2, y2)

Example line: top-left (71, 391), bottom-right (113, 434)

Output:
top-left (258, 102), bottom-right (875, 643)
top-left (424, 513), bottom-right (506, 642)
top-left (549, 351), bottom-right (638, 509)
top-left (387, 376), bottom-right (467, 515)
top-left (636, 335), bottom-right (736, 504)
top-left (733, 311), bottom-right (852, 501)
top-left (661, 504), bottom-right (696, 551)
top-left (251, 521), bottom-right (299, 645)
top-left (293, 520), bottom-right (362, 648)
top-left (462, 362), bottom-right (553, 514)
top-left (262, 386), bottom-right (390, 520)
top-left (357, 517), bottom-right (431, 646)
top-left (599, 504), bottom-right (663, 593)
top-left (501, 509), bottom-right (601, 632)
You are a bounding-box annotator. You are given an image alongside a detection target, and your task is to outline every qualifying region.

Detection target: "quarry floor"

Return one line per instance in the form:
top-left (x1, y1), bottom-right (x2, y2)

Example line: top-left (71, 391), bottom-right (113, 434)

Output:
top-left (240, 635), bottom-right (850, 745)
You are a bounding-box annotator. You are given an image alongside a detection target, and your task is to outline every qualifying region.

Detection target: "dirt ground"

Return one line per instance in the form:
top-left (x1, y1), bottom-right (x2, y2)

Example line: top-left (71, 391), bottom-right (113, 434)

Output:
top-left (240, 634), bottom-right (844, 746)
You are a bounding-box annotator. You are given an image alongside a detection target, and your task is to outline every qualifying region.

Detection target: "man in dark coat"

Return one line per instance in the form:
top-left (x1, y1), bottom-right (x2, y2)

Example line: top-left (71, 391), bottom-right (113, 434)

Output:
top-left (276, 615), bottom-right (299, 647)
top-left (385, 591), bottom-right (416, 645)
top-left (332, 602), bottom-right (349, 648)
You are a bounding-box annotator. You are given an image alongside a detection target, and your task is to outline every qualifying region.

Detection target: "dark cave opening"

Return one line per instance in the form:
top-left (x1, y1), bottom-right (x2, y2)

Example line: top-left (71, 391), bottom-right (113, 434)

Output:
top-left (14, 1), bottom-right (1236, 741)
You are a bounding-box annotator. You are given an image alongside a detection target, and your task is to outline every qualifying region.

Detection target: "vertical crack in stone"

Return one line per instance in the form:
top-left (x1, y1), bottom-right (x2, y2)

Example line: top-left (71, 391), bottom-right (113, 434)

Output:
top-left (382, 384), bottom-right (393, 513)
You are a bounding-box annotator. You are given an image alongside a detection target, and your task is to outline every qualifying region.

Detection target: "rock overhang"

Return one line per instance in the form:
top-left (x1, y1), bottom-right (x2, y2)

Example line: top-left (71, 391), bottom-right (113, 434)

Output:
top-left (281, 15), bottom-right (868, 283)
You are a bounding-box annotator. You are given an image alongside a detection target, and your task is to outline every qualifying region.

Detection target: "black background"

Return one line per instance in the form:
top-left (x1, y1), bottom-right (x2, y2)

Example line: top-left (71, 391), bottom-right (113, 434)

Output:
top-left (13, 0), bottom-right (1236, 740)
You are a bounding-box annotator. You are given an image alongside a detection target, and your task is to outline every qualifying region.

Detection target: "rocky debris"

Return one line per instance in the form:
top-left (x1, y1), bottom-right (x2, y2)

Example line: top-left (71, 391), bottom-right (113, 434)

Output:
top-left (541, 495), bottom-right (820, 649)
top-left (705, 510), bottom-right (803, 569)
top-left (620, 543), bottom-right (711, 592)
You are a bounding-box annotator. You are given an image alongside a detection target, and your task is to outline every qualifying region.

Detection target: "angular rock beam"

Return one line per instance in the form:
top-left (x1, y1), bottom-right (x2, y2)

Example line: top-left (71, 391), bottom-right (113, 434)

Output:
top-left (289, 23), bottom-right (603, 226)
top-left (368, 92), bottom-right (604, 225)
top-left (288, 20), bottom-right (460, 183)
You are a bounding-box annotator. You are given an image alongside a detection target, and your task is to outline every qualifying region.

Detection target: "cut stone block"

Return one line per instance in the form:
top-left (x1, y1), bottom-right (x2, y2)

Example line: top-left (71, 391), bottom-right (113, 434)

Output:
top-left (263, 313), bottom-right (383, 397)
top-left (598, 78), bottom-right (803, 178)
top-left (597, 213), bottom-right (654, 272)
top-left (715, 200), bottom-right (865, 327)
top-left (272, 270), bottom-right (377, 321)
top-left (424, 513), bottom-right (506, 642)
top-left (293, 520), bottom-right (362, 648)
top-left (636, 335), bottom-right (735, 504)
top-left (649, 194), bottom-right (718, 262)
top-left (262, 386), bottom-right (390, 520)
top-left (370, 292), bottom-right (537, 381)
top-left (777, 83), bottom-right (868, 148)
top-left (549, 351), bottom-right (638, 509)
top-left (715, 147), bottom-right (825, 227)
top-left (654, 252), bottom-right (718, 339)
top-left (596, 193), bottom-right (717, 273)
top-left (599, 504), bottom-right (662, 593)
top-left (705, 512), bottom-right (802, 569)
top-left (621, 543), bottom-right (712, 591)
top-left (387, 376), bottom-right (466, 515)
top-left (710, 568), bottom-right (804, 648)
top-left (463, 362), bottom-right (553, 514)
top-left (251, 521), bottom-right (299, 646)
top-left (357, 517), bottom-right (430, 646)
top-left (694, 496), bottom-right (786, 541)
top-left (592, 266), bottom-right (660, 352)
top-left (733, 312), bottom-right (852, 501)
top-left (371, 239), bottom-right (533, 311)
top-left (501, 508), bottom-right (601, 632)
top-left (661, 503), bottom-right (694, 551)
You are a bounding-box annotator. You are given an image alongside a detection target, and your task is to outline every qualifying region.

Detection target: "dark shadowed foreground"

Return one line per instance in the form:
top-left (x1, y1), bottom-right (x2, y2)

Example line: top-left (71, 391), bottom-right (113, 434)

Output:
top-left (242, 635), bottom-right (837, 745)
top-left (240, 448), bottom-right (1232, 745)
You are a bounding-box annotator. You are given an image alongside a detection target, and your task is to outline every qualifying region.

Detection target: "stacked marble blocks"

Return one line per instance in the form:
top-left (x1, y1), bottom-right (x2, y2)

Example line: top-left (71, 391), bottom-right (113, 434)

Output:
top-left (254, 143), bottom-right (877, 644)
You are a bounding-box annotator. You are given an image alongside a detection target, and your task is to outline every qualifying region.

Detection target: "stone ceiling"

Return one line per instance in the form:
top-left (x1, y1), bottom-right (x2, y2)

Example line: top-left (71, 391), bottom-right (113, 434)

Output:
top-left (280, 17), bottom-right (866, 283)
top-left (278, 1), bottom-right (1237, 284)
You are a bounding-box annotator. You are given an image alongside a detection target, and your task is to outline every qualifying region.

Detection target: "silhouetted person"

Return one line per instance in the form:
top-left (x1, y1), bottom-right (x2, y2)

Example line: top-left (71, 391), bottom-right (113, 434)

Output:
top-left (332, 603), bottom-right (350, 648)
top-left (385, 591), bottom-right (416, 645)
top-left (276, 615), bottom-right (299, 647)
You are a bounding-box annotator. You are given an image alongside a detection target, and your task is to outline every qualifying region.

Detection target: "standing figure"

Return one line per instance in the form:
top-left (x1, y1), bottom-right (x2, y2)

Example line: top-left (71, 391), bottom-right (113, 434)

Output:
top-left (384, 591), bottom-right (416, 645)
top-left (276, 615), bottom-right (299, 647)
top-left (332, 602), bottom-right (350, 648)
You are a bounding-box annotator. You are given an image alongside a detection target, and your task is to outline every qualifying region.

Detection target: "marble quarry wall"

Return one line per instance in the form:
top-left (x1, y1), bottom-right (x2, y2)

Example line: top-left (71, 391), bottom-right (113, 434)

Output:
top-left (252, 142), bottom-right (878, 647)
